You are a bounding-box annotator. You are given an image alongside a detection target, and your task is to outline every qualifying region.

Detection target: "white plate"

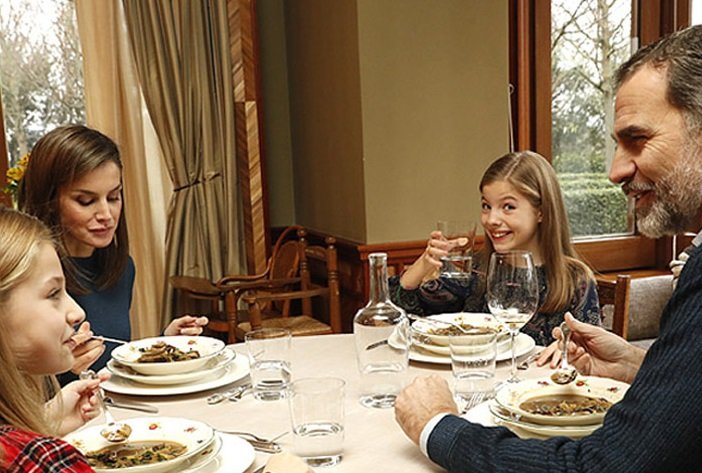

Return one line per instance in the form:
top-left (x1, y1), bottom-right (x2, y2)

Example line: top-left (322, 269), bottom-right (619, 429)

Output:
top-left (111, 336), bottom-right (226, 375)
top-left (179, 432), bottom-right (223, 471)
top-left (494, 376), bottom-right (629, 426)
top-left (390, 330), bottom-right (535, 365)
top-left (64, 417), bottom-right (214, 473)
top-left (181, 433), bottom-right (255, 473)
top-left (107, 349), bottom-right (236, 386)
top-left (488, 401), bottom-right (600, 438)
top-left (413, 334), bottom-right (511, 356)
top-left (101, 353), bottom-right (250, 396)
top-left (411, 312), bottom-right (506, 346)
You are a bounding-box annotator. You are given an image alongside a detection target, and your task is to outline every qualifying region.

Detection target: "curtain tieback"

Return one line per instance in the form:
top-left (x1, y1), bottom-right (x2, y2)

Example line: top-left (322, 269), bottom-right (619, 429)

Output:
top-left (173, 172), bottom-right (222, 192)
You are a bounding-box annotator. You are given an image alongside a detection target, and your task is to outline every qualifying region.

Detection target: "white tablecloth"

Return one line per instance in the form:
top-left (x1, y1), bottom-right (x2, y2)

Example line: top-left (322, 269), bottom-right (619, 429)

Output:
top-left (100, 334), bottom-right (547, 472)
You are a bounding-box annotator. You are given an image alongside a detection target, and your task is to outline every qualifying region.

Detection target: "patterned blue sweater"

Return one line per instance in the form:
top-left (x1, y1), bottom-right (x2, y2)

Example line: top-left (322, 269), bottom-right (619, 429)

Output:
top-left (389, 265), bottom-right (601, 346)
top-left (427, 245), bottom-right (702, 472)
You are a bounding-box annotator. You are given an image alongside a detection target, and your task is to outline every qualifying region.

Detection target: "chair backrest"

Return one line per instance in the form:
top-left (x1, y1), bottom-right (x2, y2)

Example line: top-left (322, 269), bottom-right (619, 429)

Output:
top-left (298, 229), bottom-right (342, 333)
top-left (596, 274), bottom-right (631, 338)
top-left (269, 225), bottom-right (302, 280)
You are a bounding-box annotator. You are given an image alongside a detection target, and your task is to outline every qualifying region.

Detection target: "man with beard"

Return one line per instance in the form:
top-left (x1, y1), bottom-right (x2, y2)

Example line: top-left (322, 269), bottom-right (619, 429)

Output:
top-left (394, 25), bottom-right (702, 473)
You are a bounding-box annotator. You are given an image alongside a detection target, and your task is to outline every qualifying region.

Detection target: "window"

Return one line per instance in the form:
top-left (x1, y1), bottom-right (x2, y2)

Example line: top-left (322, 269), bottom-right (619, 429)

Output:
top-left (551, 1), bottom-right (632, 238)
top-left (510, 0), bottom-right (690, 271)
top-left (0, 0), bottom-right (85, 203)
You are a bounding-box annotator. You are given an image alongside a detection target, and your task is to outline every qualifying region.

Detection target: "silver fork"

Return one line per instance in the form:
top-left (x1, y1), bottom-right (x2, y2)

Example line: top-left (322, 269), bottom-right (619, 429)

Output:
top-left (406, 313), bottom-right (474, 334)
top-left (206, 383), bottom-right (252, 405)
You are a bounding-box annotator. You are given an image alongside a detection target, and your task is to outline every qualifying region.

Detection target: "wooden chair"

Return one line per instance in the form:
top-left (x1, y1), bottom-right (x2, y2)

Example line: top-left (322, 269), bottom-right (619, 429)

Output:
top-left (170, 225), bottom-right (303, 343)
top-left (596, 274), bottom-right (631, 339)
top-left (236, 228), bottom-right (342, 338)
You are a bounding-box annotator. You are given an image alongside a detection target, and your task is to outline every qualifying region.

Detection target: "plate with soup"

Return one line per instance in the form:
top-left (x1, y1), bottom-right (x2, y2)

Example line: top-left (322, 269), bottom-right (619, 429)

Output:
top-left (65, 417), bottom-right (214, 473)
top-left (494, 376), bottom-right (629, 426)
top-left (410, 313), bottom-right (508, 347)
top-left (107, 348), bottom-right (236, 386)
top-left (111, 336), bottom-right (225, 376)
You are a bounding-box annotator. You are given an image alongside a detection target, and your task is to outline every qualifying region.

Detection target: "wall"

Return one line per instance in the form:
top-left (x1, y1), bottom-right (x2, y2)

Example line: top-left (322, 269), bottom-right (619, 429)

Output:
top-left (357, 0), bottom-right (509, 243)
top-left (256, 0), bottom-right (295, 227)
top-left (259, 0), bottom-right (509, 244)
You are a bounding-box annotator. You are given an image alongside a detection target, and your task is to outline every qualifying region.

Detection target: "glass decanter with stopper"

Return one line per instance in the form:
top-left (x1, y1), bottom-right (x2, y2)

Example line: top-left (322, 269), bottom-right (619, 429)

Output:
top-left (354, 252), bottom-right (410, 408)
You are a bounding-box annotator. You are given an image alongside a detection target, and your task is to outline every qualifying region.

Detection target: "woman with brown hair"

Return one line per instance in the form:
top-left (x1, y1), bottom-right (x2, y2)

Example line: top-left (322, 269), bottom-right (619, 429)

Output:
top-left (19, 125), bottom-right (207, 383)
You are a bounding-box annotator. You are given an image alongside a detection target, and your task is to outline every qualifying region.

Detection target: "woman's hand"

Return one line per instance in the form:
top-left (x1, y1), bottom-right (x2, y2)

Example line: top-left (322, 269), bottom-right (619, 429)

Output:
top-left (554, 313), bottom-right (645, 384)
top-left (400, 231), bottom-right (467, 289)
top-left (164, 315), bottom-right (209, 336)
top-left (70, 322), bottom-right (105, 374)
top-left (48, 372), bottom-right (110, 436)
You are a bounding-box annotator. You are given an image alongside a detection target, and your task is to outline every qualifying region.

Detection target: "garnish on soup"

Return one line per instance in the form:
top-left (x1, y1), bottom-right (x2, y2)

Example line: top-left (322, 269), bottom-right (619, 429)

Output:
top-left (136, 342), bottom-right (201, 363)
top-left (519, 394), bottom-right (612, 417)
top-left (85, 441), bottom-right (186, 468)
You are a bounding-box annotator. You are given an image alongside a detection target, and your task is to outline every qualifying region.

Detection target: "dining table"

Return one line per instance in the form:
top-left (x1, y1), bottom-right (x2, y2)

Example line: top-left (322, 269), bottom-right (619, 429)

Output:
top-left (95, 333), bottom-right (549, 472)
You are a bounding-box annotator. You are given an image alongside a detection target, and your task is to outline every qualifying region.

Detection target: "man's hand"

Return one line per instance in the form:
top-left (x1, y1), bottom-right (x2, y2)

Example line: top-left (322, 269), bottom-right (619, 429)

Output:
top-left (395, 375), bottom-right (458, 445)
top-left (557, 313), bottom-right (645, 384)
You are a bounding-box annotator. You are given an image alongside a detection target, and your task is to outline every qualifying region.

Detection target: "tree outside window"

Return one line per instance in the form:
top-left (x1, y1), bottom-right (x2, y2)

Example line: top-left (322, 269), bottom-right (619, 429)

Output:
top-left (551, 0), bottom-right (632, 237)
top-left (0, 0), bottom-right (85, 170)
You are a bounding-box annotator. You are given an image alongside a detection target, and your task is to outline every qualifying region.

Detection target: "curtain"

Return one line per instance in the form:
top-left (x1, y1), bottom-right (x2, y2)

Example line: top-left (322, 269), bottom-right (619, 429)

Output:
top-left (75, 0), bottom-right (171, 338)
top-left (121, 0), bottom-right (243, 322)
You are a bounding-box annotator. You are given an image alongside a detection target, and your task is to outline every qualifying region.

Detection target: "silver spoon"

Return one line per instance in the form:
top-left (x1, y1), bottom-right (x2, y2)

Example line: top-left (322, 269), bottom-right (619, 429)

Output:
top-left (551, 321), bottom-right (578, 385)
top-left (80, 370), bottom-right (132, 442)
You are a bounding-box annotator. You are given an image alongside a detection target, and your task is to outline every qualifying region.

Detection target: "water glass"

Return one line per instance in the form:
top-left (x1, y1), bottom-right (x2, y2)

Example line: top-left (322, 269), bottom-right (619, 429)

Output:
top-left (289, 377), bottom-right (345, 467)
top-left (436, 220), bottom-right (477, 279)
top-left (449, 329), bottom-right (497, 412)
top-left (245, 328), bottom-right (292, 401)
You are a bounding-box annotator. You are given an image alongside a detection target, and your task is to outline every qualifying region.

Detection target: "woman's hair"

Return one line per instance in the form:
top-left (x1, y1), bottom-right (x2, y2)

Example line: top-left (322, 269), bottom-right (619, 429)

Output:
top-left (18, 124), bottom-right (129, 294)
top-left (478, 151), bottom-right (593, 313)
top-left (0, 208), bottom-right (58, 435)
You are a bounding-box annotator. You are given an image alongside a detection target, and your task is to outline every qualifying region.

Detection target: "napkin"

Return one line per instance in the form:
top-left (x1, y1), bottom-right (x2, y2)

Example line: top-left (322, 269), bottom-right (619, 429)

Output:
top-left (262, 452), bottom-right (314, 473)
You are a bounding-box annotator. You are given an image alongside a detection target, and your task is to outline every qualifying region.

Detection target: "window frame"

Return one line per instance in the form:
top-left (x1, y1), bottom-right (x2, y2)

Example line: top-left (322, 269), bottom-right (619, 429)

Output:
top-left (509, 0), bottom-right (690, 272)
top-left (0, 97), bottom-right (8, 208)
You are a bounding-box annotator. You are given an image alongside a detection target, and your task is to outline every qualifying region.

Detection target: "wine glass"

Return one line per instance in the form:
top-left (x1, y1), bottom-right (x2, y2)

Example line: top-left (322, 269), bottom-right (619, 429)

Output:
top-left (486, 251), bottom-right (539, 383)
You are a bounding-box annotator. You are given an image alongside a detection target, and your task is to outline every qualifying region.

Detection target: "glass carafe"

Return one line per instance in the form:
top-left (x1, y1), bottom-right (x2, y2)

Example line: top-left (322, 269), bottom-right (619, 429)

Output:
top-left (354, 252), bottom-right (410, 408)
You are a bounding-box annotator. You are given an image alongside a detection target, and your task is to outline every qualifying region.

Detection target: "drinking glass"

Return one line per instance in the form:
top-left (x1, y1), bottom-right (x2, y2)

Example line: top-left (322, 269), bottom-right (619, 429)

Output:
top-left (436, 220), bottom-right (477, 280)
top-left (449, 329), bottom-right (497, 412)
top-left (245, 328), bottom-right (292, 400)
top-left (486, 251), bottom-right (539, 383)
top-left (289, 377), bottom-right (345, 467)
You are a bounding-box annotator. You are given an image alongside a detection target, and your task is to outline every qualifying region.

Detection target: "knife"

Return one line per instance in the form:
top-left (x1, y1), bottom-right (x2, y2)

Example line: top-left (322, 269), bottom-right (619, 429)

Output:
top-left (103, 396), bottom-right (159, 414)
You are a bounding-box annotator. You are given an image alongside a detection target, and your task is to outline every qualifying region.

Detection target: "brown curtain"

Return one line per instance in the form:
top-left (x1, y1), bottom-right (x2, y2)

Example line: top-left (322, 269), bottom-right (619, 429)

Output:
top-left (122, 0), bottom-right (244, 323)
top-left (75, 0), bottom-right (171, 338)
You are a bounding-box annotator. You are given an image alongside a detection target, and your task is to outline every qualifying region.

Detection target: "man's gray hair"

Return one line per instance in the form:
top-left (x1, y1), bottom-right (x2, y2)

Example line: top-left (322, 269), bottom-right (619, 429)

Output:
top-left (616, 25), bottom-right (702, 133)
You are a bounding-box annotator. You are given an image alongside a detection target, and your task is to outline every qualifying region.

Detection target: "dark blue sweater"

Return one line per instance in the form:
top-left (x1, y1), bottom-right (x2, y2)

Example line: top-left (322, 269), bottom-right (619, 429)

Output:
top-left (428, 245), bottom-right (702, 472)
top-left (58, 255), bottom-right (134, 385)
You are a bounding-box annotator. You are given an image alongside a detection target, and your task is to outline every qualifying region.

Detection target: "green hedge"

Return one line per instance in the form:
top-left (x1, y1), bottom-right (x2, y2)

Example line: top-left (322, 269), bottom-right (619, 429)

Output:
top-left (562, 182), bottom-right (628, 237)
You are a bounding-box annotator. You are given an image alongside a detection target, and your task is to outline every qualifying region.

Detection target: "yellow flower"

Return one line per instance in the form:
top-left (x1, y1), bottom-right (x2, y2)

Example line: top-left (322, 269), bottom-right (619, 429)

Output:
top-left (7, 166), bottom-right (24, 182)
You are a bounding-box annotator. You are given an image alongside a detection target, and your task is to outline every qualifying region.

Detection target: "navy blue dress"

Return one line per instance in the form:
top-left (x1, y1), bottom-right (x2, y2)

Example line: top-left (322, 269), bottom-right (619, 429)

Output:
top-left (58, 255), bottom-right (134, 385)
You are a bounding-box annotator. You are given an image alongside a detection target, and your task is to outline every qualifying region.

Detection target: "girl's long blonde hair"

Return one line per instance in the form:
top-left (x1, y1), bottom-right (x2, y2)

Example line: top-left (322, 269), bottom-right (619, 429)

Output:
top-left (0, 208), bottom-right (58, 436)
top-left (479, 151), bottom-right (593, 313)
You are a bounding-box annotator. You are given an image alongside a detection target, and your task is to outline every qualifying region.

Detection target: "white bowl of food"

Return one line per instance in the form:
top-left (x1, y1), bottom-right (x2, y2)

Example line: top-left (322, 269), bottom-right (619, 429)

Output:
top-left (494, 376), bottom-right (629, 426)
top-left (111, 336), bottom-right (225, 376)
top-left (64, 417), bottom-right (215, 473)
top-left (411, 313), bottom-right (508, 347)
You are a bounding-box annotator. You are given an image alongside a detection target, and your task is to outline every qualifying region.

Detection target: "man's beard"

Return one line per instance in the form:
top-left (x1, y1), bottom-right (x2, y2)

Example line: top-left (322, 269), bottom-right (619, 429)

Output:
top-left (635, 140), bottom-right (702, 238)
